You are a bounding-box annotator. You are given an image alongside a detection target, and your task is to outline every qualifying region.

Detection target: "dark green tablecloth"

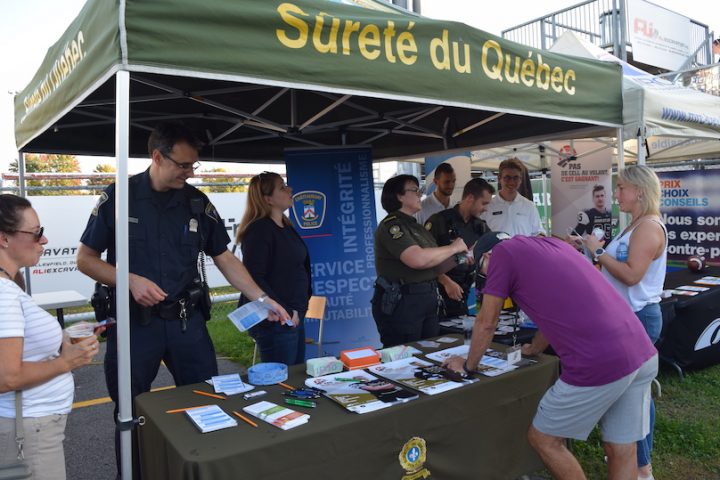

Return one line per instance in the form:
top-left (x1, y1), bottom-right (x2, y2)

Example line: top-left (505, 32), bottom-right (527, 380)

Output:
top-left (135, 337), bottom-right (558, 480)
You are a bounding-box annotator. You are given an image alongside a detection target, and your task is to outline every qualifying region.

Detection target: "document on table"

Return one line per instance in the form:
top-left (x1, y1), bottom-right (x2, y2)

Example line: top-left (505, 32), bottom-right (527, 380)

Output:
top-left (694, 276), bottom-right (720, 286)
top-left (209, 374), bottom-right (253, 395)
top-left (305, 370), bottom-right (417, 414)
top-left (185, 405), bottom-right (237, 433)
top-left (425, 345), bottom-right (519, 377)
top-left (368, 357), bottom-right (475, 395)
top-left (676, 285), bottom-right (709, 292)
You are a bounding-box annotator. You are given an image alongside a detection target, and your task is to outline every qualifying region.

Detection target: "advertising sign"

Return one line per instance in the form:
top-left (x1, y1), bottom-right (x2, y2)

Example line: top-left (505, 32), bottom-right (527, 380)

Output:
top-left (627, 0), bottom-right (692, 71)
top-left (285, 148), bottom-right (380, 357)
top-left (658, 170), bottom-right (720, 267)
top-left (550, 141), bottom-right (613, 241)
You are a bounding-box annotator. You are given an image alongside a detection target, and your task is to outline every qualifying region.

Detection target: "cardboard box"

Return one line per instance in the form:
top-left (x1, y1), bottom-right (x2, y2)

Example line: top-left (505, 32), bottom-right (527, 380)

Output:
top-left (340, 347), bottom-right (381, 370)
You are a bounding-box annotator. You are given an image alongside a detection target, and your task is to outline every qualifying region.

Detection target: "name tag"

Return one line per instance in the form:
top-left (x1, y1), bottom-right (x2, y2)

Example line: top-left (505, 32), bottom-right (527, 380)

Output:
top-left (492, 211), bottom-right (503, 216)
top-left (129, 217), bottom-right (138, 224)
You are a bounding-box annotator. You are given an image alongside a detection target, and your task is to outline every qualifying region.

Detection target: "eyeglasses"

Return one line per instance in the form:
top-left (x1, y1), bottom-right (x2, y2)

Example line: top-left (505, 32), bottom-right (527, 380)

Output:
top-left (162, 152), bottom-right (200, 171)
top-left (501, 175), bottom-right (521, 182)
top-left (12, 226), bottom-right (44, 242)
top-left (403, 187), bottom-right (420, 194)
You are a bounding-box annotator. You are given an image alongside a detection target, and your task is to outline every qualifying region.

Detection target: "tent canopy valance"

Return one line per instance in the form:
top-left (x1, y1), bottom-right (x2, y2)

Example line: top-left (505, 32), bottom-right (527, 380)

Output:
top-left (15, 0), bottom-right (622, 162)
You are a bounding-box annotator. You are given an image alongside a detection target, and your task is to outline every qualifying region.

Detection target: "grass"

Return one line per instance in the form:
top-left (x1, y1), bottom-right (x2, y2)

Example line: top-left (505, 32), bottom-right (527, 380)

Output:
top-left (527, 363), bottom-right (720, 479)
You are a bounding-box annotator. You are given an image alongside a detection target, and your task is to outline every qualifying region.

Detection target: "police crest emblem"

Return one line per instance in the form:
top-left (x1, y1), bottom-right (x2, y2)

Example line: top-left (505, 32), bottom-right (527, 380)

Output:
top-left (389, 225), bottom-right (403, 239)
top-left (398, 437), bottom-right (431, 479)
top-left (292, 191), bottom-right (326, 229)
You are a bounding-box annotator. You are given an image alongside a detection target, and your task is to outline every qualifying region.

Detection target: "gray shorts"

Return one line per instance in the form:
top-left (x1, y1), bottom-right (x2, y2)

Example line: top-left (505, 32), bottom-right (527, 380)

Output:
top-left (533, 354), bottom-right (658, 444)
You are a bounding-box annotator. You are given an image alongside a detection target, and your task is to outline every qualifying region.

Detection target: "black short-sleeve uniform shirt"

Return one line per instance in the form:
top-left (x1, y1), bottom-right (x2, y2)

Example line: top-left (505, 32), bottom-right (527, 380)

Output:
top-left (374, 210), bottom-right (438, 283)
top-left (80, 169), bottom-right (230, 301)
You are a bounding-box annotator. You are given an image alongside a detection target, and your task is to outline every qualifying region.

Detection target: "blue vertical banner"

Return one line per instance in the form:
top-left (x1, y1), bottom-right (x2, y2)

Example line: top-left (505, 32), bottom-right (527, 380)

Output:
top-left (285, 148), bottom-right (380, 358)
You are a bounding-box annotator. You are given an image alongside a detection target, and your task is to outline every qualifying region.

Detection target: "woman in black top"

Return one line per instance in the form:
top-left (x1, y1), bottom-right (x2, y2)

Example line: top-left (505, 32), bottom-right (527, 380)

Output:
top-left (236, 172), bottom-right (311, 365)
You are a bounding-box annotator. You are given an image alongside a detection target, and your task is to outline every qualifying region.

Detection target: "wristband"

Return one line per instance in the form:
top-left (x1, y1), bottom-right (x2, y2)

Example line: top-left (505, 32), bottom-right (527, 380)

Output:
top-left (463, 360), bottom-right (479, 376)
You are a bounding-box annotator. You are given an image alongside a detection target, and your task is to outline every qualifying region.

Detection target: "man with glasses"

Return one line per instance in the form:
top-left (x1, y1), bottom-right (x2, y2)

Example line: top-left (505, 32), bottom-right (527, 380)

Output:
top-left (481, 158), bottom-right (545, 237)
top-left (76, 121), bottom-right (289, 475)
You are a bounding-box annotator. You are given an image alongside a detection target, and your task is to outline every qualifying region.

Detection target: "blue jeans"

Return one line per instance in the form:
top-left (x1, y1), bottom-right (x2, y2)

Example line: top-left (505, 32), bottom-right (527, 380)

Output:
top-left (250, 315), bottom-right (306, 365)
top-left (635, 302), bottom-right (661, 468)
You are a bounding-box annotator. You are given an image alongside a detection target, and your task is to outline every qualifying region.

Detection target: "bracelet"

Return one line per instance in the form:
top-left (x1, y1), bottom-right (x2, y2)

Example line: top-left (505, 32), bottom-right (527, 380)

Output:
top-left (257, 293), bottom-right (269, 303)
top-left (463, 360), bottom-right (478, 376)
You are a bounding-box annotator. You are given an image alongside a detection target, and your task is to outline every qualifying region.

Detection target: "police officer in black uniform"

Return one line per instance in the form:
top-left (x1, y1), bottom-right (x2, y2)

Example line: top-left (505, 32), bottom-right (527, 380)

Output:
top-left (372, 175), bottom-right (470, 347)
top-left (424, 178), bottom-right (494, 318)
top-left (76, 122), bottom-right (289, 475)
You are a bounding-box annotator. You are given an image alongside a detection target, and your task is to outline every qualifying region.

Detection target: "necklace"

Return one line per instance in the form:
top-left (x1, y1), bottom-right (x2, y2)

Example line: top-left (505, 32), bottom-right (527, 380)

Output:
top-left (0, 266), bottom-right (12, 280)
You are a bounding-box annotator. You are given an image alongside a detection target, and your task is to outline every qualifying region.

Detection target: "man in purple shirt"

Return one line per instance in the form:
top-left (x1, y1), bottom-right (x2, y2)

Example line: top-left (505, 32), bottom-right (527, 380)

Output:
top-left (445, 233), bottom-right (658, 480)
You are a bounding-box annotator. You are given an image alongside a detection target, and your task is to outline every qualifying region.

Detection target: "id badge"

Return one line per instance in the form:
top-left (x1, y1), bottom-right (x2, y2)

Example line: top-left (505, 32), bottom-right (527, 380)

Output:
top-left (505, 345), bottom-right (522, 365)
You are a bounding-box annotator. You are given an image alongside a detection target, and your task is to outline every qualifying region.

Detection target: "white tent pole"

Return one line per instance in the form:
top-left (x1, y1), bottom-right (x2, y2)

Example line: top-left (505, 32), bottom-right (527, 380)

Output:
top-left (637, 129), bottom-right (646, 166)
top-left (115, 69), bottom-right (133, 480)
top-left (17, 151), bottom-right (32, 294)
top-left (618, 127), bottom-right (627, 230)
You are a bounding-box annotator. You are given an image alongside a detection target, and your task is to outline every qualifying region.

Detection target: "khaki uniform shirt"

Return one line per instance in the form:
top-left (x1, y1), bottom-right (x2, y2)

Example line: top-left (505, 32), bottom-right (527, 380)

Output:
top-left (375, 210), bottom-right (438, 283)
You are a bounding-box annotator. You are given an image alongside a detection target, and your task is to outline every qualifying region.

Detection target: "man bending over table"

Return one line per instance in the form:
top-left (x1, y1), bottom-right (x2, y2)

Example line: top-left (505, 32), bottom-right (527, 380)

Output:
top-left (445, 232), bottom-right (657, 480)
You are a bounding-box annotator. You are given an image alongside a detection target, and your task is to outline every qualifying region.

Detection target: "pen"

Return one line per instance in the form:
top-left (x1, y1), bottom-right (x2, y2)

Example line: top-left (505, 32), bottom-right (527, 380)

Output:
top-left (166, 405), bottom-right (210, 414)
top-left (284, 398), bottom-right (316, 408)
top-left (192, 390), bottom-right (227, 400)
top-left (333, 377), bottom-right (359, 382)
top-left (233, 411), bottom-right (258, 428)
top-left (277, 382), bottom-right (295, 391)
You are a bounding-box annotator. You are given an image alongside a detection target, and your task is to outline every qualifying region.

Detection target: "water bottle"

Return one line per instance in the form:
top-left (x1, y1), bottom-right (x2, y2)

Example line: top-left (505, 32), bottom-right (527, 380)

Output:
top-left (616, 241), bottom-right (629, 262)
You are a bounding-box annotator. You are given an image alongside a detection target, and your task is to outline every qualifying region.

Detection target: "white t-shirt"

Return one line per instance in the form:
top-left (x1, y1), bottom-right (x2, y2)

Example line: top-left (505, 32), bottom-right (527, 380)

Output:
top-left (415, 193), bottom-right (451, 225)
top-left (0, 278), bottom-right (74, 417)
top-left (480, 193), bottom-right (546, 237)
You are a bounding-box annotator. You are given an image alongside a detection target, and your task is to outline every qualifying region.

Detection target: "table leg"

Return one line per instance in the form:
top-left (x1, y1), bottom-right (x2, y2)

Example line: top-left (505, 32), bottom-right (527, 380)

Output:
top-left (56, 308), bottom-right (65, 328)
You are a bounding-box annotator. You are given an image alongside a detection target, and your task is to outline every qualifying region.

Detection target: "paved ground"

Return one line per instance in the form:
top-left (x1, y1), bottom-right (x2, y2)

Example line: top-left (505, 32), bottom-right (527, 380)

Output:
top-left (64, 342), bottom-right (243, 480)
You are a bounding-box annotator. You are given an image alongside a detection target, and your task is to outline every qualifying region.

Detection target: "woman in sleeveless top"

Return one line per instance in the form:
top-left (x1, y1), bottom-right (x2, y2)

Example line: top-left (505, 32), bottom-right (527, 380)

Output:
top-left (585, 165), bottom-right (666, 480)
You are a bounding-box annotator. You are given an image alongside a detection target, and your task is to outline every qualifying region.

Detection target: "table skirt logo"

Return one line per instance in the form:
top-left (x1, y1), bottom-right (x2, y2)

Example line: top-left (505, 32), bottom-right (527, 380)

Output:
top-left (399, 436), bottom-right (431, 479)
top-left (292, 191), bottom-right (326, 229)
top-left (694, 318), bottom-right (720, 351)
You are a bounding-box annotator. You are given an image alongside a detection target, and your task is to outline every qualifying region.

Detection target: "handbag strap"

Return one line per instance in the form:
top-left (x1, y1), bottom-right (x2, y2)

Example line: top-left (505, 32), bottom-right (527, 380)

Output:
top-left (14, 391), bottom-right (24, 461)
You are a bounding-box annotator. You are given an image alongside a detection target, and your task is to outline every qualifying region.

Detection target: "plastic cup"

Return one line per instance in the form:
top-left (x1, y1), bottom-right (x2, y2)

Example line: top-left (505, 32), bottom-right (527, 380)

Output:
top-left (65, 322), bottom-right (95, 344)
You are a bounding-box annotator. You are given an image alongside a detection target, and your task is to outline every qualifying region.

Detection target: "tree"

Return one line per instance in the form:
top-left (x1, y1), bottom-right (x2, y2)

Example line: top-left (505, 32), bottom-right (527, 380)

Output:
top-left (91, 163), bottom-right (117, 192)
top-left (10, 154), bottom-right (84, 195)
top-left (197, 168), bottom-right (249, 193)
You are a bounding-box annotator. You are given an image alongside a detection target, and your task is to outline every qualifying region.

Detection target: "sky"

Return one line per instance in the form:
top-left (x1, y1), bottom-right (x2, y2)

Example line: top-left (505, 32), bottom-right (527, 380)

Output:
top-left (0, 0), bottom-right (716, 174)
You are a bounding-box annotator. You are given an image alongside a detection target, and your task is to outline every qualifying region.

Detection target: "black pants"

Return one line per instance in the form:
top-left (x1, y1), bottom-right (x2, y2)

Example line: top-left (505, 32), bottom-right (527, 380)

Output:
top-left (372, 283), bottom-right (440, 347)
top-left (105, 309), bottom-right (218, 477)
top-left (439, 284), bottom-right (469, 318)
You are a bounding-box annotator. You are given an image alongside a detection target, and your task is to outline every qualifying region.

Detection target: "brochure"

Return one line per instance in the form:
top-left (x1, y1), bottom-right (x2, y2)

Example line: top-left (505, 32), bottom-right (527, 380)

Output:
top-left (668, 289), bottom-right (699, 296)
top-left (424, 344), bottom-right (520, 377)
top-left (368, 357), bottom-right (475, 395)
top-left (227, 300), bottom-right (273, 332)
top-left (185, 405), bottom-right (237, 433)
top-left (304, 370), bottom-right (417, 414)
top-left (676, 285), bottom-right (709, 292)
top-left (209, 374), bottom-right (253, 395)
top-left (694, 276), bottom-right (720, 286)
top-left (243, 401), bottom-right (310, 430)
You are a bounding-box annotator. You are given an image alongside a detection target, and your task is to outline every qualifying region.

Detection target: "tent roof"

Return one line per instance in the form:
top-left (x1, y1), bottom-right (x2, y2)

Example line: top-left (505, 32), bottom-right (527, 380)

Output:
top-left (15, 0), bottom-right (622, 162)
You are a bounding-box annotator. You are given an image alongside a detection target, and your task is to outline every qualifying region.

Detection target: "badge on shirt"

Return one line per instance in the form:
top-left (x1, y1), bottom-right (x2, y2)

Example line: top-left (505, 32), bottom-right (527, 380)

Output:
top-left (492, 211), bottom-right (503, 216)
top-left (424, 222), bottom-right (432, 231)
top-left (189, 218), bottom-right (199, 233)
top-left (205, 202), bottom-right (220, 223)
top-left (389, 225), bottom-right (403, 239)
top-left (91, 192), bottom-right (109, 217)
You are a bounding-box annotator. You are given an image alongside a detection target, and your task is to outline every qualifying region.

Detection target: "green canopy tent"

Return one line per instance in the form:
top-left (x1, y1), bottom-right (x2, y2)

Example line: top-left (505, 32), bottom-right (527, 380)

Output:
top-left (14, 1), bottom-right (622, 478)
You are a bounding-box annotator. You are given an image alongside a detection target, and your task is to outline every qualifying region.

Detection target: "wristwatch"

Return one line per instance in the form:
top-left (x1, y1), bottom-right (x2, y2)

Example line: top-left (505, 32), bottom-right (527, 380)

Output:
top-left (463, 360), bottom-right (479, 377)
top-left (257, 293), bottom-right (269, 303)
top-left (593, 247), bottom-right (606, 262)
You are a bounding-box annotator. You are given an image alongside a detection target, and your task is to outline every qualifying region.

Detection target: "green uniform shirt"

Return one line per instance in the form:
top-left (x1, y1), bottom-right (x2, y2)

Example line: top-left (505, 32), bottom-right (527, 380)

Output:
top-left (375, 210), bottom-right (438, 283)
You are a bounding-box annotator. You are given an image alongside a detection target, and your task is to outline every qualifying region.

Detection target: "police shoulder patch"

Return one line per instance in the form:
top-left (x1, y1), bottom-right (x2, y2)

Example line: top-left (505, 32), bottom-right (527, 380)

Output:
top-left (92, 192), bottom-right (109, 216)
top-left (389, 224), bottom-right (404, 239)
top-left (204, 202), bottom-right (219, 223)
top-left (424, 221), bottom-right (432, 231)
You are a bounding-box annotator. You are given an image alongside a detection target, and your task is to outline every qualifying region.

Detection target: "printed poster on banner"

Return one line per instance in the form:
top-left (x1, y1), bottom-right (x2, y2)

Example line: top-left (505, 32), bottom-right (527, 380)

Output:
top-left (550, 140), bottom-right (613, 243)
top-left (285, 148), bottom-right (380, 358)
top-left (658, 170), bottom-right (720, 267)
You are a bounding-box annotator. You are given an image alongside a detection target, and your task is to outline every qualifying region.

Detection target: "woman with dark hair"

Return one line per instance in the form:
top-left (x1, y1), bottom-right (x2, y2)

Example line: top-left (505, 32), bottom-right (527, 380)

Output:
top-left (373, 175), bottom-right (469, 347)
top-left (236, 173), bottom-right (310, 365)
top-left (0, 194), bottom-right (100, 480)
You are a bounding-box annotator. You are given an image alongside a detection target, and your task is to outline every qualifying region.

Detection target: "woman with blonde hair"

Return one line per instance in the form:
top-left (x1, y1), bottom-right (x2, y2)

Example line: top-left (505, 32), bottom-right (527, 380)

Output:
top-left (0, 194), bottom-right (100, 480)
top-left (585, 165), bottom-right (666, 480)
top-left (236, 172), bottom-right (310, 365)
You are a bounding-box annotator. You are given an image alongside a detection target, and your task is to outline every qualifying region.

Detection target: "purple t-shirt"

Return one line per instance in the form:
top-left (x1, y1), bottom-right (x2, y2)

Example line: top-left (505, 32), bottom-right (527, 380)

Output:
top-left (483, 236), bottom-right (656, 387)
